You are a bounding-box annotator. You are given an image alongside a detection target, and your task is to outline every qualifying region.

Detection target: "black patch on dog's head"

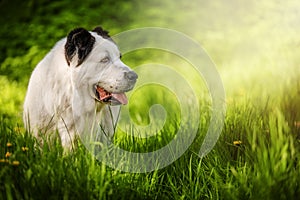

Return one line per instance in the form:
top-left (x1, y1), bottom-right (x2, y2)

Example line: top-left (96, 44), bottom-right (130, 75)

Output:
top-left (65, 28), bottom-right (95, 67)
top-left (92, 26), bottom-right (110, 38)
top-left (92, 26), bottom-right (115, 43)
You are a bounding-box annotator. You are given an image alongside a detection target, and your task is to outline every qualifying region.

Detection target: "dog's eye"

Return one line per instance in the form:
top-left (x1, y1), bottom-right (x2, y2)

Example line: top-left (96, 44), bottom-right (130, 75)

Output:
top-left (100, 57), bottom-right (110, 63)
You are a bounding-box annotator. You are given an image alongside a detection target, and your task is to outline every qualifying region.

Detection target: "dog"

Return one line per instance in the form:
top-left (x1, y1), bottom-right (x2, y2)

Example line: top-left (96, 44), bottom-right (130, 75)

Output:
top-left (23, 27), bottom-right (137, 149)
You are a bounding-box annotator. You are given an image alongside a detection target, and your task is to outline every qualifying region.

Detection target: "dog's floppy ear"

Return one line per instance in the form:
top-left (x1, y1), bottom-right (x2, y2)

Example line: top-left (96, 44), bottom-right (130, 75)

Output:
top-left (65, 28), bottom-right (95, 67)
top-left (92, 26), bottom-right (111, 39)
top-left (92, 26), bottom-right (115, 43)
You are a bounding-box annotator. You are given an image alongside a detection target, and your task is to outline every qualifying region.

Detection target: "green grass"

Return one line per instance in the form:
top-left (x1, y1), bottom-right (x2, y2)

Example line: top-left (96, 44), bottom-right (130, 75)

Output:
top-left (1, 78), bottom-right (300, 199)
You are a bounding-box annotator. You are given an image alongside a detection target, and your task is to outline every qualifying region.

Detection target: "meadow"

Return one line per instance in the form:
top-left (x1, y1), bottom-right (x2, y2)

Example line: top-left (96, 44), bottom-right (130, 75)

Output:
top-left (1, 0), bottom-right (300, 199)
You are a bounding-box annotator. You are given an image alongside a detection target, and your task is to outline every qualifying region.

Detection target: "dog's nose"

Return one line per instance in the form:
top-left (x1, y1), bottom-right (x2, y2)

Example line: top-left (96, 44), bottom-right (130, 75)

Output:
top-left (125, 71), bottom-right (138, 81)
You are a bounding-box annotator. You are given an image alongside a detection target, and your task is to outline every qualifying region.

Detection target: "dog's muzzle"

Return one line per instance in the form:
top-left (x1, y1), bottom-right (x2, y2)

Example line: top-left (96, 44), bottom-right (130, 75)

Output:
top-left (124, 71), bottom-right (138, 82)
top-left (94, 71), bottom-right (138, 105)
top-left (94, 85), bottom-right (128, 105)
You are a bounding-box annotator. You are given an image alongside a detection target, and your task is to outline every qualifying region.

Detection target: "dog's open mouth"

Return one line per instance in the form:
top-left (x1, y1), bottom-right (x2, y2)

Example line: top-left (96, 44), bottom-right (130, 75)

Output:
top-left (94, 85), bottom-right (128, 105)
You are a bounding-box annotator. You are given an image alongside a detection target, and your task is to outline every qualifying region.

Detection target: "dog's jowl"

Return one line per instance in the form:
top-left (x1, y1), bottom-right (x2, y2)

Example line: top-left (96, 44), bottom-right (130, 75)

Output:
top-left (23, 27), bottom-right (137, 149)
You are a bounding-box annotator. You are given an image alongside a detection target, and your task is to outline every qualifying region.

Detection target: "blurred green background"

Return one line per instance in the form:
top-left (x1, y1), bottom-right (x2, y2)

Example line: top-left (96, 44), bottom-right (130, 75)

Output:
top-left (0, 0), bottom-right (300, 120)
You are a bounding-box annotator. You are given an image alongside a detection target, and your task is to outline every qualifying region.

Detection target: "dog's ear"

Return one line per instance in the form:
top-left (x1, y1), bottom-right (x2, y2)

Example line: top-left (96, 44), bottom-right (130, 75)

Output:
top-left (92, 26), bottom-right (111, 39)
top-left (65, 28), bottom-right (95, 67)
top-left (92, 26), bottom-right (115, 43)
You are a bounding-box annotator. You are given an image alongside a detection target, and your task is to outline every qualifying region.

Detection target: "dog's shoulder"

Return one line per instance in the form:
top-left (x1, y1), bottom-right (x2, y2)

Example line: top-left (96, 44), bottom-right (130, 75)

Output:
top-left (35, 38), bottom-right (68, 73)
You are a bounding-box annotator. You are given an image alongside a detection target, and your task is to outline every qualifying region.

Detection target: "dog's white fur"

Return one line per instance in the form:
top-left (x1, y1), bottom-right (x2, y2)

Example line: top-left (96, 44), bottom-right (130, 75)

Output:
top-left (23, 27), bottom-right (137, 148)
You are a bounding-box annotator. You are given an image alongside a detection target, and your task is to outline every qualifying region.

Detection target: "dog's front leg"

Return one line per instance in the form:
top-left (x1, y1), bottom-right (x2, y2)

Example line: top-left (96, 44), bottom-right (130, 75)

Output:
top-left (71, 90), bottom-right (98, 147)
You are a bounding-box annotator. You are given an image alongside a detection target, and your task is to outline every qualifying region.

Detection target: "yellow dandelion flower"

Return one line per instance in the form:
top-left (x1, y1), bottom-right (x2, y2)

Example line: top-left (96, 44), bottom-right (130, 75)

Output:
top-left (5, 152), bottom-right (12, 158)
top-left (11, 161), bottom-right (20, 166)
top-left (233, 140), bottom-right (242, 146)
top-left (6, 142), bottom-right (12, 147)
top-left (22, 147), bottom-right (29, 151)
top-left (294, 121), bottom-right (300, 128)
top-left (0, 159), bottom-right (9, 163)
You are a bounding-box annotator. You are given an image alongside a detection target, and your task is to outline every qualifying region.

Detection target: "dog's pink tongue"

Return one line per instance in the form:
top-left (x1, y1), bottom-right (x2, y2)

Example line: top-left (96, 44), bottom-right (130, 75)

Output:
top-left (112, 93), bottom-right (128, 105)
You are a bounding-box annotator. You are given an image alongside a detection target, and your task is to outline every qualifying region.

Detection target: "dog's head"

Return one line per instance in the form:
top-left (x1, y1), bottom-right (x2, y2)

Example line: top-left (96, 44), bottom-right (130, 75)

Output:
top-left (64, 27), bottom-right (137, 105)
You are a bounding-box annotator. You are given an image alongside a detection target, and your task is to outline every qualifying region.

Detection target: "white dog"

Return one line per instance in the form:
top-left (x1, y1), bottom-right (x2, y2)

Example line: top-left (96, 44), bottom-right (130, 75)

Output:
top-left (23, 27), bottom-right (137, 148)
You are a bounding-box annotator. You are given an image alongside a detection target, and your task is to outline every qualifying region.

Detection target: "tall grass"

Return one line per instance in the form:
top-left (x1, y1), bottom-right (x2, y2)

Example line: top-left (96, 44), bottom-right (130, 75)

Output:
top-left (1, 78), bottom-right (299, 199)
